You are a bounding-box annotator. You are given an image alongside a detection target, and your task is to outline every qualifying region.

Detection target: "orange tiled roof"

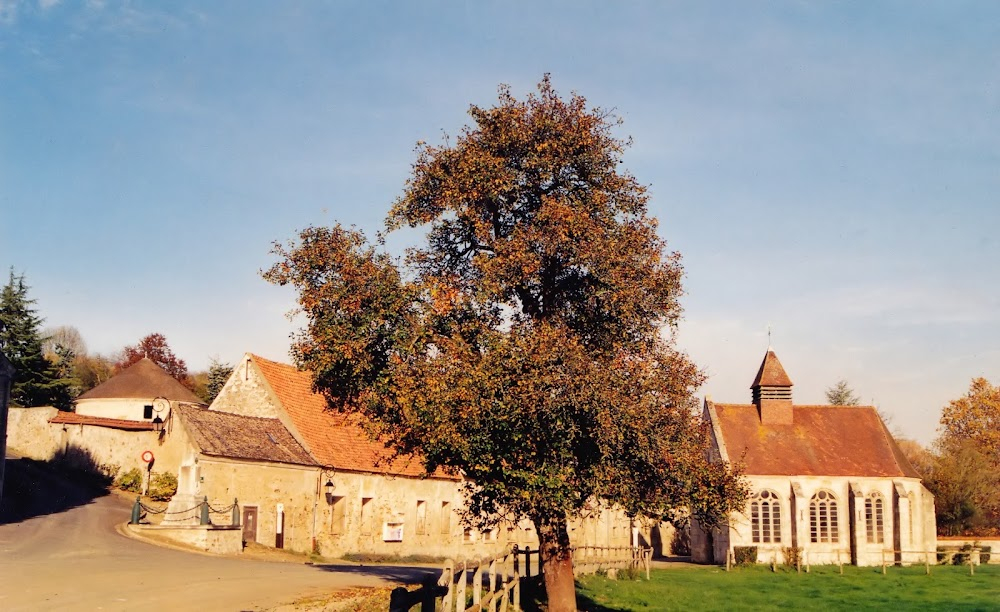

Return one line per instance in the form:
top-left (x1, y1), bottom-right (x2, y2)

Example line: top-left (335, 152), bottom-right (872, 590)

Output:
top-left (251, 355), bottom-right (456, 479)
top-left (751, 350), bottom-right (793, 388)
top-left (711, 402), bottom-right (920, 478)
top-left (50, 412), bottom-right (157, 431)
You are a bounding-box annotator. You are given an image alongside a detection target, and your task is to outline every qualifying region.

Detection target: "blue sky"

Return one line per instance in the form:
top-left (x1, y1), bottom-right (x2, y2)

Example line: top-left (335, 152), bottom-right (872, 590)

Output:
top-left (1, 1), bottom-right (997, 445)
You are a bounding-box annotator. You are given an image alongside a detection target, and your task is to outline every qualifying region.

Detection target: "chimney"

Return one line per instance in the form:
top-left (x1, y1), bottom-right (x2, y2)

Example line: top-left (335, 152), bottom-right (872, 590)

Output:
top-left (751, 350), bottom-right (793, 425)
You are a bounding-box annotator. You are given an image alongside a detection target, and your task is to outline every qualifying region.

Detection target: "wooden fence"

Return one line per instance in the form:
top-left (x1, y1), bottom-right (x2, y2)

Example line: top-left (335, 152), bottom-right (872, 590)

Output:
top-left (724, 547), bottom-right (982, 576)
top-left (389, 544), bottom-right (652, 612)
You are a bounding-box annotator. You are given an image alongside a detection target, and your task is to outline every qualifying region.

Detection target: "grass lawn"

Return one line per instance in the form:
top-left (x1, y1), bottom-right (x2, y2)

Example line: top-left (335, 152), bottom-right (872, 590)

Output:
top-left (575, 564), bottom-right (1000, 611)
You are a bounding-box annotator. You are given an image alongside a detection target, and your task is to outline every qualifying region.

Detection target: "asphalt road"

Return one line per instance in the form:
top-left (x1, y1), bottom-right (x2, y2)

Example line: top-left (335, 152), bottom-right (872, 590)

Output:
top-left (0, 454), bottom-right (433, 611)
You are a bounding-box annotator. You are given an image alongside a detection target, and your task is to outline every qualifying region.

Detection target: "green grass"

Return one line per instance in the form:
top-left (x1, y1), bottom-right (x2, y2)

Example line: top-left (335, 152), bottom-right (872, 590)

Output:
top-left (575, 564), bottom-right (1000, 611)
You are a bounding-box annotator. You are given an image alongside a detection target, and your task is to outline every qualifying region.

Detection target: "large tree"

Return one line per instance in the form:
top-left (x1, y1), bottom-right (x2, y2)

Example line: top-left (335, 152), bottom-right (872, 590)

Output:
top-left (265, 77), bottom-right (745, 609)
top-left (0, 270), bottom-right (73, 408)
top-left (930, 377), bottom-right (1000, 534)
top-left (115, 333), bottom-right (190, 386)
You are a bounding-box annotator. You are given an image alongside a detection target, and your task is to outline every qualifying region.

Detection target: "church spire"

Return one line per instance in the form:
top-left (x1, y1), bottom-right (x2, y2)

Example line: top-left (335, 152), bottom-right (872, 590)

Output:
top-left (751, 350), bottom-right (793, 424)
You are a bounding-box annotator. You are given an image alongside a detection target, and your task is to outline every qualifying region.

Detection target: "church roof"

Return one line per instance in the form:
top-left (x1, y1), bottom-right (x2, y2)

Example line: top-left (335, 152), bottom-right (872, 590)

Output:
top-left (176, 404), bottom-right (316, 466)
top-left (751, 350), bottom-right (793, 388)
top-left (251, 354), bottom-right (457, 479)
top-left (709, 402), bottom-right (920, 478)
top-left (77, 358), bottom-right (203, 404)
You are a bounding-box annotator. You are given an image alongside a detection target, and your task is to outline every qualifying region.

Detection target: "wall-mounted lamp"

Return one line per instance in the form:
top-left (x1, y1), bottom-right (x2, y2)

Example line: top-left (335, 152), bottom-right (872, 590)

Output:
top-left (152, 416), bottom-right (164, 432)
top-left (325, 479), bottom-right (335, 497)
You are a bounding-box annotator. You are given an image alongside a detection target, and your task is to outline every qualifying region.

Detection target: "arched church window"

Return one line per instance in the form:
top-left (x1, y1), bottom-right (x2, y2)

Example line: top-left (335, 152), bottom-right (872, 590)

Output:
top-left (865, 492), bottom-right (885, 544)
top-left (809, 490), bottom-right (839, 543)
top-left (750, 490), bottom-right (782, 543)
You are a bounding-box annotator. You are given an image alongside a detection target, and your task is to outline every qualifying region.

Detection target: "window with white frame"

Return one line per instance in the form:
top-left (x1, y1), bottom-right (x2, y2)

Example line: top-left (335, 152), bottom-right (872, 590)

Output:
top-left (750, 489), bottom-right (782, 543)
top-left (865, 492), bottom-right (885, 544)
top-left (809, 490), bottom-right (839, 543)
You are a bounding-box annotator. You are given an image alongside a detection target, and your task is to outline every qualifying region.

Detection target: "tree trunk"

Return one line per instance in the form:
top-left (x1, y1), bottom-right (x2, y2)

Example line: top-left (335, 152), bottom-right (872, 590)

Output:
top-left (536, 516), bottom-right (577, 612)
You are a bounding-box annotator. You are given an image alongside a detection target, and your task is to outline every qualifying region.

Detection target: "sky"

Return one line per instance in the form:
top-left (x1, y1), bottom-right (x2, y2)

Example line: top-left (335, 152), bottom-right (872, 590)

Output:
top-left (1, 1), bottom-right (998, 446)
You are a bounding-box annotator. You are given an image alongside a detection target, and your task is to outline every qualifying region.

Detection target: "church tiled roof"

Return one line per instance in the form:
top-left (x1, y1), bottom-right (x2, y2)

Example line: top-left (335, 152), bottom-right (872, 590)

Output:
top-left (251, 355), bottom-right (457, 479)
top-left (710, 402), bottom-right (920, 478)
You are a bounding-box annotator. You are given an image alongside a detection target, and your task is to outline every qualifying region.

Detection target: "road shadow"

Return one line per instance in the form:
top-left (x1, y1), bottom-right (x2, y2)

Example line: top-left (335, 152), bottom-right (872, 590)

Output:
top-left (1, 449), bottom-right (110, 524)
top-left (309, 562), bottom-right (441, 584)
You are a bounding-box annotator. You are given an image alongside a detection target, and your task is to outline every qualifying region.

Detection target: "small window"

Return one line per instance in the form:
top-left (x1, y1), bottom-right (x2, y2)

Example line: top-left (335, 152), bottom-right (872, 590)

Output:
top-left (143, 405), bottom-right (153, 419)
top-left (440, 501), bottom-right (451, 535)
top-left (330, 496), bottom-right (345, 535)
top-left (483, 528), bottom-right (496, 542)
top-left (416, 500), bottom-right (427, 535)
top-left (463, 528), bottom-right (474, 544)
top-left (361, 497), bottom-right (374, 535)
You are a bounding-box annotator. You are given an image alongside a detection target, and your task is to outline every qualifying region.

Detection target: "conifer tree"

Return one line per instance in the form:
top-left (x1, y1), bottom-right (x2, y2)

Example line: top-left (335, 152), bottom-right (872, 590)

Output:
top-left (0, 269), bottom-right (72, 408)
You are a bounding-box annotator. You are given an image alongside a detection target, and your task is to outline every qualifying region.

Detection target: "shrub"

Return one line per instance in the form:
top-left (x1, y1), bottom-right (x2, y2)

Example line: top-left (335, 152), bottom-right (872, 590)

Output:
top-left (620, 565), bottom-right (642, 581)
top-left (733, 546), bottom-right (758, 566)
top-left (115, 468), bottom-right (143, 493)
top-left (980, 546), bottom-right (991, 564)
top-left (782, 546), bottom-right (802, 569)
top-left (670, 525), bottom-right (691, 556)
top-left (147, 471), bottom-right (178, 501)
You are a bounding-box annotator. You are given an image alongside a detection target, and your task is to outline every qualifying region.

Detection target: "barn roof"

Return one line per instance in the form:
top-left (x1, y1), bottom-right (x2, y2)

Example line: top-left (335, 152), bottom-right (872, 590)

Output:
top-left (176, 404), bottom-right (316, 466)
top-left (251, 354), bottom-right (456, 479)
top-left (77, 358), bottom-right (203, 404)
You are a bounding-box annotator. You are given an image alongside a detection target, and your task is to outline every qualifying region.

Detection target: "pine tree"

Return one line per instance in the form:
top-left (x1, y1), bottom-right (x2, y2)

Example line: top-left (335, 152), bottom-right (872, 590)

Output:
top-left (205, 358), bottom-right (233, 403)
top-left (825, 379), bottom-right (861, 406)
top-left (0, 269), bottom-right (72, 408)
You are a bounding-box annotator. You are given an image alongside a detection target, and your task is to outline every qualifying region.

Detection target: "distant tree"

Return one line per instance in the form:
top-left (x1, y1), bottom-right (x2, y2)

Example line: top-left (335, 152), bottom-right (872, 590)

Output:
top-left (205, 358), bottom-right (233, 404)
top-left (74, 353), bottom-right (116, 392)
top-left (825, 379), bottom-right (861, 406)
top-left (895, 438), bottom-right (935, 480)
top-left (188, 370), bottom-right (209, 403)
top-left (265, 77), bottom-right (747, 610)
top-left (926, 438), bottom-right (1000, 536)
top-left (939, 377), bottom-right (1000, 462)
top-left (115, 333), bottom-right (190, 386)
top-left (0, 269), bottom-right (73, 408)
top-left (40, 325), bottom-right (87, 359)
top-left (929, 377), bottom-right (1000, 535)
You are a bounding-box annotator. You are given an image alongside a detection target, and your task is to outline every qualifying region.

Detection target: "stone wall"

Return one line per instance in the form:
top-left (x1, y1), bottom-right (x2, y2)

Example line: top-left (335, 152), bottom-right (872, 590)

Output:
top-left (6, 406), bottom-right (190, 479)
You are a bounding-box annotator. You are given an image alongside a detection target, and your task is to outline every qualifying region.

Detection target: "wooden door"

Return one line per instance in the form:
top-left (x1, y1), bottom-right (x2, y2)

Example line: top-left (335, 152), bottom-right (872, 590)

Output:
top-left (242, 506), bottom-right (258, 544)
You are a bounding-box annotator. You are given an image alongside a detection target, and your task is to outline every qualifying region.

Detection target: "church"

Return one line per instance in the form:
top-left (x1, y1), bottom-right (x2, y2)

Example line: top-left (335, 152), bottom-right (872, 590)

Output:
top-left (691, 350), bottom-right (937, 566)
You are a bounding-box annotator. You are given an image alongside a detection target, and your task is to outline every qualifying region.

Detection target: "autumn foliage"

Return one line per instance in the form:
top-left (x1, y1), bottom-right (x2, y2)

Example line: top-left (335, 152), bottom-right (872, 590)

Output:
top-left (115, 333), bottom-right (191, 386)
top-left (265, 77), bottom-right (745, 609)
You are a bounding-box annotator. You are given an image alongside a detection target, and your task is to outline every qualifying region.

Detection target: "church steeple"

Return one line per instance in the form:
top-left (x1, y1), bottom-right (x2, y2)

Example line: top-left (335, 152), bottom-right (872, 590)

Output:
top-left (751, 350), bottom-right (793, 424)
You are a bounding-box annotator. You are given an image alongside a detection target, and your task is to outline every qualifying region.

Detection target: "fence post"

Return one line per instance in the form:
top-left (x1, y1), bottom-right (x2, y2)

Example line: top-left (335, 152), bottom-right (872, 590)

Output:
top-left (130, 496), bottom-right (141, 525)
top-left (925, 550), bottom-right (930, 575)
top-left (488, 558), bottom-right (498, 612)
top-left (472, 561), bottom-right (483, 608)
top-left (232, 498), bottom-right (240, 527)
top-left (440, 559), bottom-right (454, 612)
top-left (456, 560), bottom-right (467, 612)
top-left (525, 545), bottom-right (532, 577)
top-left (200, 496), bottom-right (210, 525)
top-left (513, 544), bottom-right (521, 578)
